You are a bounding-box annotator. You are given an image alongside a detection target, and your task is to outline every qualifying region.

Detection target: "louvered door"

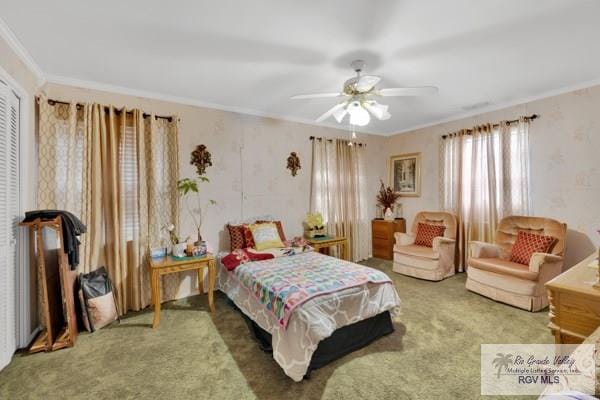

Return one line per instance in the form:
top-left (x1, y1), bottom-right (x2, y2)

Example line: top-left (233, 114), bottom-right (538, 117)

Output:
top-left (0, 79), bottom-right (20, 371)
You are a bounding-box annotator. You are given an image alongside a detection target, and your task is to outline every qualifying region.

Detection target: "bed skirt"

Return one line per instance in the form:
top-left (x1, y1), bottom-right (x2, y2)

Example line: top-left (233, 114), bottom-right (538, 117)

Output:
top-left (235, 301), bottom-right (394, 379)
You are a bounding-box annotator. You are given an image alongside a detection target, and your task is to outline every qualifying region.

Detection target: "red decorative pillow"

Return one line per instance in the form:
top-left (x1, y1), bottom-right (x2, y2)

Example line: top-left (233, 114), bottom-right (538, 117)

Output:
top-left (227, 224), bottom-right (246, 251)
top-left (509, 231), bottom-right (556, 265)
top-left (414, 223), bottom-right (446, 248)
top-left (242, 225), bottom-right (256, 248)
top-left (256, 220), bottom-right (286, 242)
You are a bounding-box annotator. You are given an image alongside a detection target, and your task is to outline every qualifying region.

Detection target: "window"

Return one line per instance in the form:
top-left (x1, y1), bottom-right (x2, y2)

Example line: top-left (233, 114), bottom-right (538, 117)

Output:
top-left (441, 122), bottom-right (531, 225)
top-left (119, 125), bottom-right (139, 242)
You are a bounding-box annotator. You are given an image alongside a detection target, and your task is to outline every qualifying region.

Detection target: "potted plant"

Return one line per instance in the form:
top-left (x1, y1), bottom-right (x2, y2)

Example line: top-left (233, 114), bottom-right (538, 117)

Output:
top-left (177, 176), bottom-right (216, 251)
top-left (376, 179), bottom-right (401, 221)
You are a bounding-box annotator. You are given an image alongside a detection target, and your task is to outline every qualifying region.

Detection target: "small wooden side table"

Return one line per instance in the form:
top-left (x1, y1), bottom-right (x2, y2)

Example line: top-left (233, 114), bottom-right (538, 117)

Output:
top-left (149, 254), bottom-right (216, 329)
top-left (307, 236), bottom-right (349, 260)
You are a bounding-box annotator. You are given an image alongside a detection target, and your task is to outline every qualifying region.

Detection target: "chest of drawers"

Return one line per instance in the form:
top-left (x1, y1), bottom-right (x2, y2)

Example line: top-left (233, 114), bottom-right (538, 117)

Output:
top-left (546, 253), bottom-right (600, 344)
top-left (372, 219), bottom-right (406, 260)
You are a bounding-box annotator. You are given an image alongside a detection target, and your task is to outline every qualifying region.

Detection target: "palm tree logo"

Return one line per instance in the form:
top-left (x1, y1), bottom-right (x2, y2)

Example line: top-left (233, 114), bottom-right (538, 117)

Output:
top-left (492, 353), bottom-right (513, 378)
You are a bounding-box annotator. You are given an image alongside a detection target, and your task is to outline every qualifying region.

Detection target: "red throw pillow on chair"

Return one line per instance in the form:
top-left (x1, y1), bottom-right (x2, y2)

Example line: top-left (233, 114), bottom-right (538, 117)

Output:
top-left (414, 223), bottom-right (446, 248)
top-left (509, 231), bottom-right (556, 265)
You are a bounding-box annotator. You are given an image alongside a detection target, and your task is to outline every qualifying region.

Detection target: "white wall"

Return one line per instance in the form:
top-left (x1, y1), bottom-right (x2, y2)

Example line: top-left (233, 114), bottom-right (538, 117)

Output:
top-left (385, 85), bottom-right (600, 268)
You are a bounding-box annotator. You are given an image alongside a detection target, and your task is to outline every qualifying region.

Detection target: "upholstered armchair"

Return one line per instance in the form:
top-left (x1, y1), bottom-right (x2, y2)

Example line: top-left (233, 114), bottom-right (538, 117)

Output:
top-left (466, 216), bottom-right (567, 312)
top-left (393, 211), bottom-right (458, 281)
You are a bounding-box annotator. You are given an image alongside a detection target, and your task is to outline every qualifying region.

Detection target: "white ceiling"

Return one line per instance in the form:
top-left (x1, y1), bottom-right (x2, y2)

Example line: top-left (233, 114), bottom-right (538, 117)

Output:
top-left (2, 0), bottom-right (600, 135)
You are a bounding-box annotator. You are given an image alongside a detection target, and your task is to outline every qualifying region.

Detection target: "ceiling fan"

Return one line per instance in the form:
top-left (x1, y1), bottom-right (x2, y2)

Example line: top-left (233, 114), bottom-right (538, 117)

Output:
top-left (290, 60), bottom-right (438, 127)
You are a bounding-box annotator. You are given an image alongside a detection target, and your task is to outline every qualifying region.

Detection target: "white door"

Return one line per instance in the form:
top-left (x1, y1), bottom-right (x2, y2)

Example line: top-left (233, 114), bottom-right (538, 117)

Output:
top-left (0, 79), bottom-right (20, 370)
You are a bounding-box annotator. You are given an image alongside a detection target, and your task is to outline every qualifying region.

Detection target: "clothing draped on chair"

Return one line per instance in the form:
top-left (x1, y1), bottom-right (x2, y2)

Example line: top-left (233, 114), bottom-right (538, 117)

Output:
top-left (310, 138), bottom-right (371, 261)
top-left (440, 118), bottom-right (531, 270)
top-left (37, 96), bottom-right (179, 313)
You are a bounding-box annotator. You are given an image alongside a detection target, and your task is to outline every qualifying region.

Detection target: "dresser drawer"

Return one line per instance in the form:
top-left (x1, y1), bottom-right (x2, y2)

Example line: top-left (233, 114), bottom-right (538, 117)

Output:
top-left (372, 223), bottom-right (391, 239)
top-left (558, 294), bottom-right (600, 337)
top-left (373, 240), bottom-right (392, 259)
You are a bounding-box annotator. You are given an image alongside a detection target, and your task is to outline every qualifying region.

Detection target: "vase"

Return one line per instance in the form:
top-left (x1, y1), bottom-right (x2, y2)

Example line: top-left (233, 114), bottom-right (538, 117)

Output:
top-left (384, 207), bottom-right (394, 221)
top-left (193, 241), bottom-right (207, 257)
top-left (194, 228), bottom-right (203, 246)
top-left (173, 242), bottom-right (187, 258)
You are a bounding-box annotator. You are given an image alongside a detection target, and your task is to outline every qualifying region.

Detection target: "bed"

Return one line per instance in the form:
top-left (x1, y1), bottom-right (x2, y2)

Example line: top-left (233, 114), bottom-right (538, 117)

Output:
top-left (217, 246), bottom-right (401, 381)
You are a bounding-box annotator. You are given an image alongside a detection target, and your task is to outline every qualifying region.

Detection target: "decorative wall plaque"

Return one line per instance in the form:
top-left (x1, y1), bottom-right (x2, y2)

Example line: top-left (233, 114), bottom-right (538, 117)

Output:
top-left (191, 144), bottom-right (212, 175)
top-left (287, 152), bottom-right (301, 176)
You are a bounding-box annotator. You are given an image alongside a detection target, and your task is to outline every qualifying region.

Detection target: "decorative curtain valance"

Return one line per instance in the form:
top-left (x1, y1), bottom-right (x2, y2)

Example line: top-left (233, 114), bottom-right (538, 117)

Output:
top-left (36, 95), bottom-right (179, 313)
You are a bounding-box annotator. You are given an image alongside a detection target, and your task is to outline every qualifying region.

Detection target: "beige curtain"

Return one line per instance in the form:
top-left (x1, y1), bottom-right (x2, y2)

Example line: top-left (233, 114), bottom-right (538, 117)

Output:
top-left (37, 96), bottom-right (179, 313)
top-left (310, 138), bottom-right (370, 261)
top-left (440, 119), bottom-right (531, 270)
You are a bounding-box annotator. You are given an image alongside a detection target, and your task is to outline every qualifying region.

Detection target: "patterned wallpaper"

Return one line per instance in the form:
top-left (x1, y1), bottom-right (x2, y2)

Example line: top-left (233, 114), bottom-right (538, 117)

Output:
top-left (41, 83), bottom-right (388, 297)
top-left (386, 85), bottom-right (600, 268)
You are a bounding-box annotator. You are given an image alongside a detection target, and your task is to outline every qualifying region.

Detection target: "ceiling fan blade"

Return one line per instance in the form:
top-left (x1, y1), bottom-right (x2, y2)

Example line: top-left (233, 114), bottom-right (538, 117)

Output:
top-left (355, 75), bottom-right (381, 92)
top-left (290, 92), bottom-right (344, 100)
top-left (378, 86), bottom-right (439, 97)
top-left (316, 102), bottom-right (348, 123)
top-left (332, 107), bottom-right (348, 123)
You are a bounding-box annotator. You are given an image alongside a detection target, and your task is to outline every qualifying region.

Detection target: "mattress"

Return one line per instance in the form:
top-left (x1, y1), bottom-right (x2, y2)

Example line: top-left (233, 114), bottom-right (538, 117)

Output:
top-left (217, 251), bottom-right (401, 381)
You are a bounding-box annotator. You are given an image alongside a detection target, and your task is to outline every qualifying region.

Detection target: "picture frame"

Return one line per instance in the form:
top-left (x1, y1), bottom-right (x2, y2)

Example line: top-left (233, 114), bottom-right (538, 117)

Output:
top-left (389, 153), bottom-right (421, 197)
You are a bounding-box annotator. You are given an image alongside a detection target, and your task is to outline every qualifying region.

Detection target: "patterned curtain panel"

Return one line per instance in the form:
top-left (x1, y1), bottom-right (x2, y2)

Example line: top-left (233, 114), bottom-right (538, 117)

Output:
top-left (310, 139), bottom-right (371, 261)
top-left (37, 96), bottom-right (179, 313)
top-left (440, 119), bottom-right (531, 270)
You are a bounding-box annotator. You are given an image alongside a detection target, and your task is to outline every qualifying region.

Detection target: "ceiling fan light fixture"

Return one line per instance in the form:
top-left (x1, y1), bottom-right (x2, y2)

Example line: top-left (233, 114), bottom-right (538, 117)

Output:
top-left (348, 101), bottom-right (370, 126)
top-left (364, 101), bottom-right (391, 121)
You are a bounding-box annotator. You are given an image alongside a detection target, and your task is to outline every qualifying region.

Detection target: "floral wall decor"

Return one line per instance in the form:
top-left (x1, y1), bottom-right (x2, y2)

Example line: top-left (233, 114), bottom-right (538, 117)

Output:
top-left (191, 144), bottom-right (212, 175)
top-left (287, 152), bottom-right (301, 176)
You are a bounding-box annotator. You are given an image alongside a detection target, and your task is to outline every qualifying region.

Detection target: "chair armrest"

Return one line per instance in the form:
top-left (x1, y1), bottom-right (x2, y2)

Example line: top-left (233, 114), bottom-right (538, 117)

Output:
top-left (395, 232), bottom-right (415, 246)
top-left (469, 241), bottom-right (502, 259)
top-left (529, 253), bottom-right (563, 273)
top-left (432, 236), bottom-right (455, 253)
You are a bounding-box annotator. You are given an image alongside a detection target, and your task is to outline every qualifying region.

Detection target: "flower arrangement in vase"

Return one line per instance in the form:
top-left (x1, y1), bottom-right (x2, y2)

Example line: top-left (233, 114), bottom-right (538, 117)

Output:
top-left (177, 175), bottom-right (216, 255)
top-left (305, 212), bottom-right (327, 238)
top-left (376, 179), bottom-right (401, 221)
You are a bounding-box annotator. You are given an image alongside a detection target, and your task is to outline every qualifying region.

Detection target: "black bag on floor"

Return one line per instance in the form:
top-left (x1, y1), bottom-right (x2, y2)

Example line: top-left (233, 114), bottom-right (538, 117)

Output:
top-left (78, 267), bottom-right (120, 332)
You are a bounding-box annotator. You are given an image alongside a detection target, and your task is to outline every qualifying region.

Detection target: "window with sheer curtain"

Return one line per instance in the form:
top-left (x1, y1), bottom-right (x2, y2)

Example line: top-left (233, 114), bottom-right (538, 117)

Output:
top-left (310, 138), bottom-right (371, 261)
top-left (440, 119), bottom-right (531, 268)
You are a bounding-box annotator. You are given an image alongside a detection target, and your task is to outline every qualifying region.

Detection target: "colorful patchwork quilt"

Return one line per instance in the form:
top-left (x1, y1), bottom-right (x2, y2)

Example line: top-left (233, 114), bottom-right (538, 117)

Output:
top-left (233, 251), bottom-right (392, 328)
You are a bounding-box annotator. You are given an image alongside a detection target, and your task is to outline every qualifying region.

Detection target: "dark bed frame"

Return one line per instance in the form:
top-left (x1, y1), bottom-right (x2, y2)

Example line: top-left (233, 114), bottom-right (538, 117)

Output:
top-left (230, 300), bottom-right (394, 379)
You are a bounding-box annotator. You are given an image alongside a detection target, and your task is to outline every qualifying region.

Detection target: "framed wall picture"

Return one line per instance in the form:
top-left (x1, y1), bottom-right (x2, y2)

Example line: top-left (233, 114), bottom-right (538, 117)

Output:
top-left (389, 153), bottom-right (421, 197)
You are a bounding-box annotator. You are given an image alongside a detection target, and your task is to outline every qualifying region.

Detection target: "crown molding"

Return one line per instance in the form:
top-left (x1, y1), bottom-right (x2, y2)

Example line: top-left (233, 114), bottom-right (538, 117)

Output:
top-left (44, 74), bottom-right (384, 136)
top-left (390, 77), bottom-right (600, 136)
top-left (0, 17), bottom-right (45, 87)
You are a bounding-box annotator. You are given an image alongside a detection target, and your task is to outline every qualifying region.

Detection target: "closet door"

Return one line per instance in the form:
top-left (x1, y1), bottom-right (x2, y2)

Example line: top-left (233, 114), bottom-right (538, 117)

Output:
top-left (0, 79), bottom-right (20, 370)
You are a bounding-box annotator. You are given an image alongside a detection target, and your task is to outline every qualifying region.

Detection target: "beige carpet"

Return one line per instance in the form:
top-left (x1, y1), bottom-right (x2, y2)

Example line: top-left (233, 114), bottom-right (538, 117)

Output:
top-left (0, 258), bottom-right (552, 400)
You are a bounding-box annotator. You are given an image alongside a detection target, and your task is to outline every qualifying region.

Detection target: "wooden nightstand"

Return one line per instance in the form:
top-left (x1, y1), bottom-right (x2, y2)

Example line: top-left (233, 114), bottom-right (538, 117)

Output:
top-left (149, 254), bottom-right (216, 329)
top-left (372, 219), bottom-right (406, 260)
top-left (546, 253), bottom-right (600, 344)
top-left (307, 236), bottom-right (349, 260)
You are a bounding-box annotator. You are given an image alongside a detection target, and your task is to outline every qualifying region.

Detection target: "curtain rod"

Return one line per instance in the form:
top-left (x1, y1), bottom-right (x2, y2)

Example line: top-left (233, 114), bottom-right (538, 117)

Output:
top-left (441, 114), bottom-right (538, 139)
top-left (309, 136), bottom-right (367, 147)
top-left (38, 97), bottom-right (176, 122)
